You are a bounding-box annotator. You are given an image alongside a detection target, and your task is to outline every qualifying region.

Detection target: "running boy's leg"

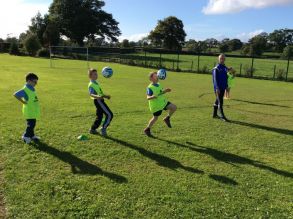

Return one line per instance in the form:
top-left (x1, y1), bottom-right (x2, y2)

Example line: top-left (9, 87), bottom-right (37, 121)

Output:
top-left (24, 119), bottom-right (36, 138)
top-left (163, 103), bottom-right (177, 128)
top-left (90, 99), bottom-right (103, 133)
top-left (100, 101), bottom-right (113, 129)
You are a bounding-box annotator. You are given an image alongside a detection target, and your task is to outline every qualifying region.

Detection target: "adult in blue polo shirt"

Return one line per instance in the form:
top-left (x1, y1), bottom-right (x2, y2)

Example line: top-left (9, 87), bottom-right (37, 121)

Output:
top-left (212, 54), bottom-right (232, 122)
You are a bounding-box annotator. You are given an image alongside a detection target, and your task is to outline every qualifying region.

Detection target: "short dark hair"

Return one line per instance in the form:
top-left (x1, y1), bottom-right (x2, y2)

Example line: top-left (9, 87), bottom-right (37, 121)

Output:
top-left (149, 72), bottom-right (157, 80)
top-left (26, 73), bottom-right (38, 82)
top-left (88, 68), bottom-right (97, 77)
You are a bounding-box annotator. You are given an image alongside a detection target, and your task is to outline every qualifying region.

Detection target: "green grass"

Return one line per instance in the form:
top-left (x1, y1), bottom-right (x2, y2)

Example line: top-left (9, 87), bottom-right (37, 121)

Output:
top-left (118, 52), bottom-right (293, 79)
top-left (0, 53), bottom-right (293, 218)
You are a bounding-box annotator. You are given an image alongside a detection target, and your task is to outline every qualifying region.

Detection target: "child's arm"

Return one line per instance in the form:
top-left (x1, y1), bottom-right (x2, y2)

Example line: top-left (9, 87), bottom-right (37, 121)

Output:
top-left (90, 94), bottom-right (111, 100)
top-left (13, 90), bottom-right (27, 104)
top-left (13, 94), bottom-right (27, 104)
top-left (147, 95), bottom-right (157, 100)
top-left (162, 88), bottom-right (171, 94)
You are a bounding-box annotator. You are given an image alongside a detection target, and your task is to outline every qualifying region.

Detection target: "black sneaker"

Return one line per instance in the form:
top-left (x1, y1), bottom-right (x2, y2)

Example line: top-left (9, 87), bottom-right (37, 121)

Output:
top-left (163, 116), bottom-right (172, 128)
top-left (89, 129), bottom-right (99, 135)
top-left (213, 115), bottom-right (220, 119)
top-left (144, 128), bottom-right (152, 137)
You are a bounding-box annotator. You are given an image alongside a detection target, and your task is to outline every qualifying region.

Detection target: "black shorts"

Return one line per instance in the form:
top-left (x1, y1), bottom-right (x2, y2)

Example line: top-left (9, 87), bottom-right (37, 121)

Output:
top-left (153, 102), bottom-right (172, 116)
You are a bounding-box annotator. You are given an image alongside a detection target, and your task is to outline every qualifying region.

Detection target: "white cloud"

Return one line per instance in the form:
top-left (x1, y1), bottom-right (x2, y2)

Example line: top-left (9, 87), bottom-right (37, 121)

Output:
top-left (118, 33), bottom-right (148, 42)
top-left (0, 0), bottom-right (49, 39)
top-left (202, 0), bottom-right (293, 15)
top-left (236, 29), bottom-right (264, 42)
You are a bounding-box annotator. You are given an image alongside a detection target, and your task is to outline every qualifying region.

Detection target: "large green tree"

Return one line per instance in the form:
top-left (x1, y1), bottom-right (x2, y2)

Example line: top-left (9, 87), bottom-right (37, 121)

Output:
top-left (49, 0), bottom-right (121, 46)
top-left (148, 16), bottom-right (186, 50)
top-left (269, 29), bottom-right (293, 52)
top-left (242, 34), bottom-right (267, 56)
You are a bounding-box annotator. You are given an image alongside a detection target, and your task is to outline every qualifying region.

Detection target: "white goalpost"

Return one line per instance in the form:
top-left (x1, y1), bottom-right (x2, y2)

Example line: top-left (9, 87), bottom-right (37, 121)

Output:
top-left (49, 46), bottom-right (89, 69)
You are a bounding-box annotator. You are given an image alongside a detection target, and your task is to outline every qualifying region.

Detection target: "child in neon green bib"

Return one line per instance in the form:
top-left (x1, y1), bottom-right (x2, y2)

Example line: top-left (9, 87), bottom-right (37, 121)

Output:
top-left (14, 73), bottom-right (40, 144)
top-left (225, 69), bottom-right (236, 99)
top-left (144, 72), bottom-right (177, 137)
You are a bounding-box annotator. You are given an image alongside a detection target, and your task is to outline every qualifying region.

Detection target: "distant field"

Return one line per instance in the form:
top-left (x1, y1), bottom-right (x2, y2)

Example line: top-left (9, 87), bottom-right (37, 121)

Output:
top-left (118, 52), bottom-right (293, 80)
top-left (0, 54), bottom-right (292, 218)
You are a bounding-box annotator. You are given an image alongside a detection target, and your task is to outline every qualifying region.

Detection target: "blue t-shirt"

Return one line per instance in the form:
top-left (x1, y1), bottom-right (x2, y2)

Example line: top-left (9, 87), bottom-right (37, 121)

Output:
top-left (89, 80), bottom-right (98, 95)
top-left (14, 84), bottom-right (35, 101)
top-left (146, 83), bottom-right (160, 96)
top-left (212, 64), bottom-right (228, 91)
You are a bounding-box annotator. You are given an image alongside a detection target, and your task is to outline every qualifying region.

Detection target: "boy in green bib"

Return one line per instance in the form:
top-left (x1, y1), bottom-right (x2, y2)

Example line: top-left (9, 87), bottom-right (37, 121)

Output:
top-left (144, 72), bottom-right (177, 137)
top-left (88, 69), bottom-right (113, 136)
top-left (13, 73), bottom-right (40, 144)
top-left (225, 69), bottom-right (236, 99)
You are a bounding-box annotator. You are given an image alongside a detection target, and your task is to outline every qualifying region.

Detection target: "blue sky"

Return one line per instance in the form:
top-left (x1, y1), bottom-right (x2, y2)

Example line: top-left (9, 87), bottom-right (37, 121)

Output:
top-left (1, 0), bottom-right (293, 42)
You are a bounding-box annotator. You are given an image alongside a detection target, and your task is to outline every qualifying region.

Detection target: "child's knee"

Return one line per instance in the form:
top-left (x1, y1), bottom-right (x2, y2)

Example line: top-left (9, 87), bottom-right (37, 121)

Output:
top-left (153, 116), bottom-right (159, 121)
top-left (171, 104), bottom-right (177, 111)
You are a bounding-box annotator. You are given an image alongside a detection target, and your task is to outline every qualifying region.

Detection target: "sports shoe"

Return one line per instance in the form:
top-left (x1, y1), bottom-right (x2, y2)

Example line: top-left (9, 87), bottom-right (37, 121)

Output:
top-left (22, 136), bottom-right (31, 144)
top-left (101, 128), bottom-right (107, 137)
top-left (213, 115), bottom-right (220, 119)
top-left (220, 117), bottom-right (230, 122)
top-left (89, 129), bottom-right (99, 135)
top-left (32, 136), bottom-right (41, 142)
top-left (144, 128), bottom-right (152, 137)
top-left (163, 116), bottom-right (172, 128)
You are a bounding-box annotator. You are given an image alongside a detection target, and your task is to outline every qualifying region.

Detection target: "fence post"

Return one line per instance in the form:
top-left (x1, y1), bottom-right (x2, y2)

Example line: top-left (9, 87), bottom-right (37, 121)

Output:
top-left (191, 61), bottom-right (194, 71)
top-left (177, 52), bottom-right (180, 71)
top-left (286, 55), bottom-right (290, 81)
top-left (49, 46), bottom-right (52, 68)
top-left (273, 64), bottom-right (276, 80)
top-left (197, 55), bottom-right (200, 72)
top-left (159, 52), bottom-right (162, 68)
top-left (144, 50), bottom-right (147, 67)
top-left (251, 56), bottom-right (254, 77)
top-left (239, 64), bottom-right (242, 76)
top-left (86, 47), bottom-right (89, 69)
top-left (172, 61), bottom-right (175, 70)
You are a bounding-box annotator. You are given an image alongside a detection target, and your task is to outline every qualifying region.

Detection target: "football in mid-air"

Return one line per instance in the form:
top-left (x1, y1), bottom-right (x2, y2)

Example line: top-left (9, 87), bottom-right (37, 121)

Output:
top-left (157, 69), bottom-right (167, 80)
top-left (102, 67), bottom-right (113, 78)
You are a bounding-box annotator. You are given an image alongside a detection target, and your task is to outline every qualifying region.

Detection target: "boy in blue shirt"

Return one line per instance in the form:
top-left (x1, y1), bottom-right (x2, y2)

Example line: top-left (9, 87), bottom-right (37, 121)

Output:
top-left (88, 69), bottom-right (113, 136)
top-left (13, 73), bottom-right (40, 144)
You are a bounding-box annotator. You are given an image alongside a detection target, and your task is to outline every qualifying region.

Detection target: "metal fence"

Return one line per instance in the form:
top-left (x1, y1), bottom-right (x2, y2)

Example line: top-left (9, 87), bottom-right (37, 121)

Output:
top-left (50, 47), bottom-right (293, 82)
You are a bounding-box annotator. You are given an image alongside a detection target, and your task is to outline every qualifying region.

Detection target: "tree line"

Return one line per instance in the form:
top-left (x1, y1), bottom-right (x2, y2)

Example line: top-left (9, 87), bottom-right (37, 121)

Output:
top-left (0, 0), bottom-right (292, 59)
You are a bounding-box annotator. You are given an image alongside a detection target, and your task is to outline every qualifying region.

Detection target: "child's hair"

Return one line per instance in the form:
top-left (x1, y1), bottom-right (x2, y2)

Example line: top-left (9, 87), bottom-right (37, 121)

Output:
top-left (26, 73), bottom-right (38, 82)
top-left (149, 72), bottom-right (157, 80)
top-left (88, 68), bottom-right (97, 78)
top-left (218, 53), bottom-right (225, 58)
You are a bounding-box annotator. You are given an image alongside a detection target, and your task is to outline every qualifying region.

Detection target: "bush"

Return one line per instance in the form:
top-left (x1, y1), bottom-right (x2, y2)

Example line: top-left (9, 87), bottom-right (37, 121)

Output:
top-left (199, 65), bottom-right (209, 74)
top-left (24, 34), bottom-right (41, 56)
top-left (243, 65), bottom-right (255, 77)
top-left (282, 46), bottom-right (293, 60)
top-left (276, 69), bottom-right (286, 80)
top-left (9, 42), bottom-right (20, 55)
top-left (37, 48), bottom-right (50, 57)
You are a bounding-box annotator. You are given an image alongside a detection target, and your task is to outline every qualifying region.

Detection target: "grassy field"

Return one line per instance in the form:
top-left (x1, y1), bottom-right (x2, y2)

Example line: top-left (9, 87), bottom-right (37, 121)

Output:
top-left (117, 52), bottom-right (293, 80)
top-left (0, 53), bottom-right (293, 218)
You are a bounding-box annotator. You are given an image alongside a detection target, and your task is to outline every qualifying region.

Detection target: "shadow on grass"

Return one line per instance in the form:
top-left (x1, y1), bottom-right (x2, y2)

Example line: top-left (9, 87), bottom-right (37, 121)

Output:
top-left (33, 141), bottom-right (127, 183)
top-left (185, 142), bottom-right (293, 179)
top-left (105, 136), bottom-right (204, 175)
top-left (154, 138), bottom-right (238, 186)
top-left (230, 120), bottom-right (293, 136)
top-left (231, 99), bottom-right (290, 108)
top-left (209, 174), bottom-right (238, 186)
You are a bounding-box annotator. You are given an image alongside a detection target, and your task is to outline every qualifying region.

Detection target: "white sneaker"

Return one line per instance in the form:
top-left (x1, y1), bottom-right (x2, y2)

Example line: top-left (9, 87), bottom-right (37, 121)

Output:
top-left (22, 136), bottom-right (32, 144)
top-left (32, 136), bottom-right (41, 141)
